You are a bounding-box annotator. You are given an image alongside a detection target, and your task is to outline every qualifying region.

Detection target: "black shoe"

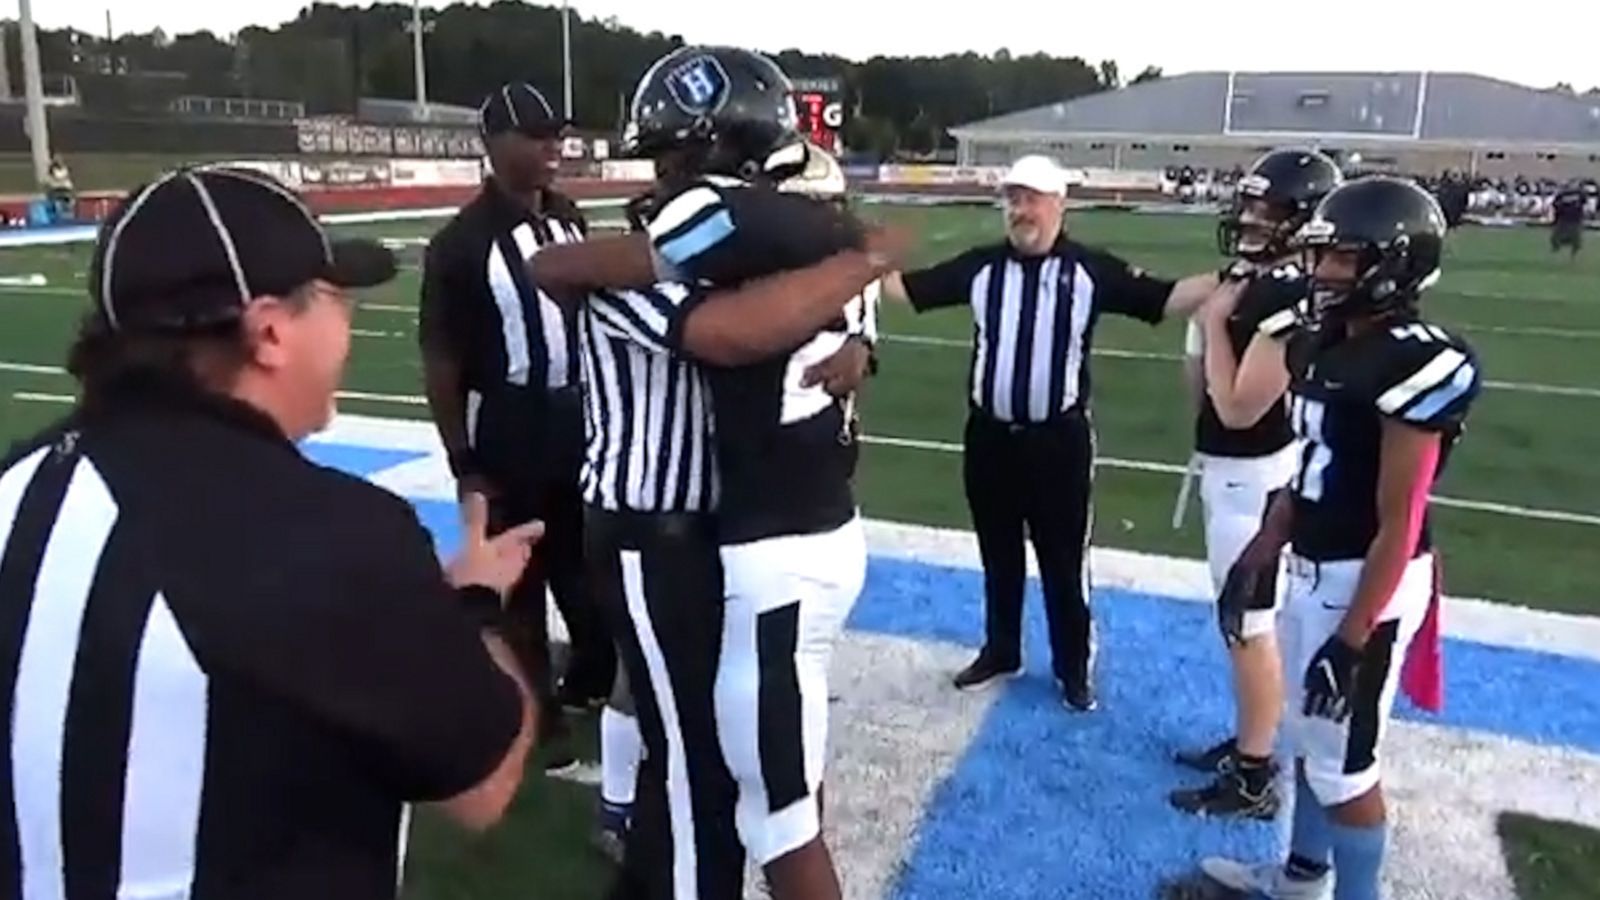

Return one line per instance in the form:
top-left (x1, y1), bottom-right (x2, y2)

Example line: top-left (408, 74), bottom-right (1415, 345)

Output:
top-left (952, 654), bottom-right (1022, 691)
top-left (1175, 737), bottom-right (1237, 773)
top-left (1169, 764), bottom-right (1280, 820)
top-left (1060, 677), bottom-right (1098, 712)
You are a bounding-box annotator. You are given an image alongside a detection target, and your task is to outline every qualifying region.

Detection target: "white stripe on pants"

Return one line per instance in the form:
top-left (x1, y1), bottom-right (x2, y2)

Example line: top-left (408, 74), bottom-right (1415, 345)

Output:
top-left (714, 517), bottom-right (866, 865)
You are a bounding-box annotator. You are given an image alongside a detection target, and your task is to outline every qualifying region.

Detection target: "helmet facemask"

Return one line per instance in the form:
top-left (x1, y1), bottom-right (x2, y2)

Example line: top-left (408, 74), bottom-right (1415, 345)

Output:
top-left (1297, 225), bottom-right (1437, 329)
top-left (1218, 180), bottom-right (1307, 262)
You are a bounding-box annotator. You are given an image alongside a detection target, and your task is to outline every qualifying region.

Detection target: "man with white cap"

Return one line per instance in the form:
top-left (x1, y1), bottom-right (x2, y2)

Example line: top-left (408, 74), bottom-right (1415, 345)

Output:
top-left (883, 154), bottom-right (1219, 710)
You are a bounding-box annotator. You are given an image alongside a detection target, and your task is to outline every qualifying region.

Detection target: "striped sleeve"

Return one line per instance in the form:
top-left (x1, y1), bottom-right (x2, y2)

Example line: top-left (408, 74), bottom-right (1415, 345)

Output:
top-left (1374, 342), bottom-right (1482, 431)
top-left (588, 284), bottom-right (698, 355)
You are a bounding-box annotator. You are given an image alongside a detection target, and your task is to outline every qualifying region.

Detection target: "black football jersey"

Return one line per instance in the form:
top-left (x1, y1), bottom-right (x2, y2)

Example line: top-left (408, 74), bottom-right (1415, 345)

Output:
top-left (645, 176), bottom-right (865, 544)
top-left (1284, 318), bottom-right (1482, 562)
top-left (1194, 264), bottom-right (1304, 458)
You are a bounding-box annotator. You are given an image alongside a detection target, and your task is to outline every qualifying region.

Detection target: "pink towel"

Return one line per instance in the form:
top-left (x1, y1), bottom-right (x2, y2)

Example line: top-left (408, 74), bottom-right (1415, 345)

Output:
top-left (1401, 555), bottom-right (1445, 713)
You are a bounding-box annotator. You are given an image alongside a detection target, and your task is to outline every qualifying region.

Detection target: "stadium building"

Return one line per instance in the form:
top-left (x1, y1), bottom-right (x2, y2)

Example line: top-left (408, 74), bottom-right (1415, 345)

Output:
top-left (950, 72), bottom-right (1600, 180)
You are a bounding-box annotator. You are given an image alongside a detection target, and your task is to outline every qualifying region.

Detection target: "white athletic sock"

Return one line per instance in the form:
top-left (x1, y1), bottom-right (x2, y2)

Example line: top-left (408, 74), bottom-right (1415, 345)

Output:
top-left (600, 706), bottom-right (641, 806)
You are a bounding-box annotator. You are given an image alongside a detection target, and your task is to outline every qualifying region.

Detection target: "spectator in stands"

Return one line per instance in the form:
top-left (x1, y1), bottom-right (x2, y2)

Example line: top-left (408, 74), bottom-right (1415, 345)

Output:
top-left (43, 155), bottom-right (74, 223)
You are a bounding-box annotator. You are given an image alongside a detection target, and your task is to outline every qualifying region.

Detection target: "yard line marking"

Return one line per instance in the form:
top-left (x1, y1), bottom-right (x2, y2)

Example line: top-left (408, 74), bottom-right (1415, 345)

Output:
top-left (0, 358), bottom-right (68, 373)
top-left (861, 434), bottom-right (1600, 527)
top-left (878, 334), bottom-right (1600, 399)
top-left (1455, 322), bottom-right (1600, 340)
top-left (363, 304), bottom-right (419, 314)
top-left (7, 367), bottom-right (1600, 527)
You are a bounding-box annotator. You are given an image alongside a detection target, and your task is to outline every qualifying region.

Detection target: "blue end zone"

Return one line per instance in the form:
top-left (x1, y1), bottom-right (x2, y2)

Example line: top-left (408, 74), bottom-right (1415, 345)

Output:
top-left (305, 442), bottom-right (1600, 899)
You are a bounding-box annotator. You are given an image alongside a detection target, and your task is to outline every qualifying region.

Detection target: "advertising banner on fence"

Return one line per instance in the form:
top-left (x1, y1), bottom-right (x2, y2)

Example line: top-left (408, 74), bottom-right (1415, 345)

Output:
top-left (301, 159), bottom-right (394, 189)
top-left (390, 159), bottom-right (485, 188)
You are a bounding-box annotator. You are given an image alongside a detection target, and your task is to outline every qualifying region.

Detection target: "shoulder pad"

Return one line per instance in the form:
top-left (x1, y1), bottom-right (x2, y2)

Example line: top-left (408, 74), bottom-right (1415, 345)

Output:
top-left (1372, 325), bottom-right (1481, 431)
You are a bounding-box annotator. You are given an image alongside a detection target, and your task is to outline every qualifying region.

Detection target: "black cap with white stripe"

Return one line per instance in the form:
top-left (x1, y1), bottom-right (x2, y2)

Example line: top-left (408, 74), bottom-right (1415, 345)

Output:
top-left (89, 166), bottom-right (397, 332)
top-left (478, 82), bottom-right (567, 139)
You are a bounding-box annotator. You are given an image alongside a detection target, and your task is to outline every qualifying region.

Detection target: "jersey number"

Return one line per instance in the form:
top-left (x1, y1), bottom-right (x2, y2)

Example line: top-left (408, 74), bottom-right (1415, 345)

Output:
top-left (1290, 395), bottom-right (1331, 502)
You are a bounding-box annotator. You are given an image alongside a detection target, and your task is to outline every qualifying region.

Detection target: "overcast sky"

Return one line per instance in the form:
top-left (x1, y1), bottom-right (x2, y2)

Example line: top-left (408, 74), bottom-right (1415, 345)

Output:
top-left (38, 0), bottom-right (1600, 92)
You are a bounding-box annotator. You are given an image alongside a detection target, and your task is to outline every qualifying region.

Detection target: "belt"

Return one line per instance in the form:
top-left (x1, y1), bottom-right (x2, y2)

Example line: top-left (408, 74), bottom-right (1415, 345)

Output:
top-left (972, 406), bottom-right (1085, 434)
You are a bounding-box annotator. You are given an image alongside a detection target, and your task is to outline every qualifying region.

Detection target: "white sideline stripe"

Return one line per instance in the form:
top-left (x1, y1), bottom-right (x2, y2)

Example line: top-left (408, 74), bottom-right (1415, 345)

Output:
top-left (11, 381), bottom-right (1600, 528)
top-left (880, 333), bottom-right (1600, 399)
top-left (297, 414), bottom-right (1600, 660)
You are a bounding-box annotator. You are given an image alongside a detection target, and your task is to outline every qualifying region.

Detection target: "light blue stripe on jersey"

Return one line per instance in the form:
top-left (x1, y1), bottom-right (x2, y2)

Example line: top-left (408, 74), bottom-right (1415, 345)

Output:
top-left (657, 209), bottom-right (734, 269)
top-left (1403, 359), bottom-right (1476, 423)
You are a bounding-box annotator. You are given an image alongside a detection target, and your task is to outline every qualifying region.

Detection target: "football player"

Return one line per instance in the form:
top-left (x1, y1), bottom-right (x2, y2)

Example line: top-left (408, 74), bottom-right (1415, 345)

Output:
top-left (1171, 148), bottom-right (1342, 820)
top-left (1200, 176), bottom-right (1481, 900)
top-left (532, 46), bottom-right (900, 900)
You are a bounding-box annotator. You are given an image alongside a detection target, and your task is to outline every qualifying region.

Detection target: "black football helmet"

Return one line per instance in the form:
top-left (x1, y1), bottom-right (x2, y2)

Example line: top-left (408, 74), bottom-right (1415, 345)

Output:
top-left (622, 46), bottom-right (807, 183)
top-left (1295, 176), bottom-right (1447, 326)
top-left (1218, 148), bottom-right (1343, 261)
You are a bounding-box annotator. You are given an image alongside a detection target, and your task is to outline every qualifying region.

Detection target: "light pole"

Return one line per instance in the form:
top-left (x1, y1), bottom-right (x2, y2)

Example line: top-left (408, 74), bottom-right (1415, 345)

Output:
top-left (19, 0), bottom-right (51, 185)
top-left (561, 0), bottom-right (573, 120)
top-left (407, 0), bottom-right (435, 120)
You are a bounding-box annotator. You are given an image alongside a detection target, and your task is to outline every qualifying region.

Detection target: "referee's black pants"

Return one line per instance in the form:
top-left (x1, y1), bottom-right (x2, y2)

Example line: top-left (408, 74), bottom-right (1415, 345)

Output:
top-left (586, 508), bottom-right (745, 900)
top-left (476, 387), bottom-right (616, 731)
top-left (963, 408), bottom-right (1095, 687)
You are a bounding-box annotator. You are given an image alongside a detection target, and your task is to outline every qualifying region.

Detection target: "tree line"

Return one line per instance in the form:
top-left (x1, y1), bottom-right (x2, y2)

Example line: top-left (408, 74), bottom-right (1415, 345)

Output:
top-left (13, 1), bottom-right (1162, 158)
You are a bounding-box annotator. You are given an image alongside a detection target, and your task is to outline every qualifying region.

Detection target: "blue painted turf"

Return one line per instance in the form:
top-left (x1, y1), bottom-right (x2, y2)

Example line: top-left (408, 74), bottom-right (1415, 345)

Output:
top-left (304, 441), bottom-right (1600, 899)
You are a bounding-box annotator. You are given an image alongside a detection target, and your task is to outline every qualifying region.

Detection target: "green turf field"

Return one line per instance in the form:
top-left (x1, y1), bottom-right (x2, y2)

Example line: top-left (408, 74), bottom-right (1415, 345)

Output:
top-left (0, 204), bottom-right (1595, 899)
top-left (4, 205), bottom-right (1596, 612)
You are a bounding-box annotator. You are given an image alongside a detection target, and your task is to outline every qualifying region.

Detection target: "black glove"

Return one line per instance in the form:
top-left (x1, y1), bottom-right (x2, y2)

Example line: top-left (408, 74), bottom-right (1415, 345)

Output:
top-left (1303, 634), bottom-right (1363, 722)
top-left (1216, 554), bottom-right (1277, 649)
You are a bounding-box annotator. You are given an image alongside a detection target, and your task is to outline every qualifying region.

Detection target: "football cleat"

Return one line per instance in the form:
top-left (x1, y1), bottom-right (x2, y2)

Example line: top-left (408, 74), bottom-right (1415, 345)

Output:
top-left (1175, 737), bottom-right (1238, 773)
top-left (1169, 766), bottom-right (1281, 820)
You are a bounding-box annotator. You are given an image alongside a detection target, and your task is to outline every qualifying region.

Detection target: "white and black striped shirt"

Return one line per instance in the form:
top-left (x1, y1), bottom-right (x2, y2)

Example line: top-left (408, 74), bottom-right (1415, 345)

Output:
top-left (580, 283), bottom-right (719, 514)
top-left (903, 237), bottom-right (1175, 422)
top-left (0, 385), bottom-right (521, 899)
top-left (579, 280), bottom-right (879, 519)
top-left (420, 181), bottom-right (586, 394)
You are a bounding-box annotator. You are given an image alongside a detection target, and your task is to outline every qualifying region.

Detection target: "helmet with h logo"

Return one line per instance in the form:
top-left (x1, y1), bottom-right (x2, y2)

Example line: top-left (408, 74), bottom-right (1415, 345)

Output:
top-left (622, 46), bottom-right (808, 183)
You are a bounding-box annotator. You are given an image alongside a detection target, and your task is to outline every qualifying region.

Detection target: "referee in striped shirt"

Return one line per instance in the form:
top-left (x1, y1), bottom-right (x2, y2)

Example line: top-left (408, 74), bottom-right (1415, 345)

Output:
top-left (885, 155), bottom-right (1219, 711)
top-left (420, 82), bottom-right (612, 764)
top-left (0, 166), bottom-right (540, 898)
top-left (538, 187), bottom-right (902, 900)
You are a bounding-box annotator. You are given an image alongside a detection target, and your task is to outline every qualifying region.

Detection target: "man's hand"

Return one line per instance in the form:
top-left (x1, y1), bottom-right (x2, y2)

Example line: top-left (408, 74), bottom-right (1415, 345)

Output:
top-left (1302, 634), bottom-right (1363, 722)
top-left (1196, 278), bottom-right (1246, 328)
top-left (863, 222), bottom-right (914, 274)
top-left (802, 338), bottom-right (873, 397)
top-left (445, 493), bottom-right (545, 596)
top-left (1216, 551), bottom-right (1277, 649)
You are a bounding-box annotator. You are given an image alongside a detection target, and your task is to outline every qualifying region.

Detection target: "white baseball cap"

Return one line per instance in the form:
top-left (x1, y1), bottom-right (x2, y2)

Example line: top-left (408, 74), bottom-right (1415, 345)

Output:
top-left (1001, 155), bottom-right (1068, 197)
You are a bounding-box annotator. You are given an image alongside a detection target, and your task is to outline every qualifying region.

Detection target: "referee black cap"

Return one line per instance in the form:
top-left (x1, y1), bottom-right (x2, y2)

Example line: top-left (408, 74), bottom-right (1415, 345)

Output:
top-left (90, 166), bottom-right (396, 332)
top-left (479, 82), bottom-right (567, 139)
